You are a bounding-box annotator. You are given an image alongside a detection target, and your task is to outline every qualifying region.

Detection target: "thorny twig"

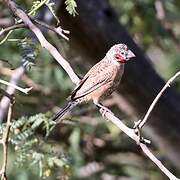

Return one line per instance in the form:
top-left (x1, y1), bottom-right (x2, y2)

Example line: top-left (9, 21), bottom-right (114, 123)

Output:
top-left (138, 71), bottom-right (180, 129)
top-left (103, 110), bottom-right (180, 180)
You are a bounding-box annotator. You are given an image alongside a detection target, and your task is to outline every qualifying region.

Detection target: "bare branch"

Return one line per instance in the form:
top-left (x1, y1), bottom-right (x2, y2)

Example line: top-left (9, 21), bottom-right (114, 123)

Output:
top-left (0, 66), bottom-right (25, 121)
top-left (0, 79), bottom-right (32, 94)
top-left (139, 71), bottom-right (180, 129)
top-left (4, 0), bottom-right (80, 85)
top-left (103, 111), bottom-right (180, 180)
top-left (2, 1), bottom-right (180, 179)
top-left (0, 101), bottom-right (14, 180)
top-left (0, 23), bottom-right (26, 36)
top-left (0, 65), bottom-right (46, 93)
top-left (0, 89), bottom-right (14, 103)
top-left (0, 19), bottom-right (69, 41)
top-left (32, 18), bottom-right (70, 40)
top-left (0, 0), bottom-right (76, 120)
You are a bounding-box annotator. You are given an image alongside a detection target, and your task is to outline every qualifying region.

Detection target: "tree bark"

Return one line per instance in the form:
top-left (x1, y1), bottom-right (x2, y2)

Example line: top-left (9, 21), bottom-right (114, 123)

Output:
top-left (58, 0), bottom-right (180, 169)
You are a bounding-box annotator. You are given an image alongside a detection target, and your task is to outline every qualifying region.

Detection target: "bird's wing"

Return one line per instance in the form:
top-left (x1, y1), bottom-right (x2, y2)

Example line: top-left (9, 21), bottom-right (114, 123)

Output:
top-left (71, 61), bottom-right (115, 100)
top-left (70, 61), bottom-right (102, 98)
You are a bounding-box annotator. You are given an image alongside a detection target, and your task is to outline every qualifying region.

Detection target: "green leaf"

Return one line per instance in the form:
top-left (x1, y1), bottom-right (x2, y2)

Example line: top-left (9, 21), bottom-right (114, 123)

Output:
top-left (65, 0), bottom-right (78, 16)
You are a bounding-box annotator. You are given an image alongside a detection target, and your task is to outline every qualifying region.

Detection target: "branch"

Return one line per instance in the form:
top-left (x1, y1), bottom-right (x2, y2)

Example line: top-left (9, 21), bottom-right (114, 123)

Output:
top-left (32, 18), bottom-right (70, 40)
top-left (103, 111), bottom-right (180, 180)
top-left (0, 79), bottom-right (32, 94)
top-left (0, 101), bottom-right (14, 180)
top-left (0, 23), bottom-right (25, 36)
top-left (0, 66), bottom-right (25, 122)
top-left (3, 0), bottom-right (180, 179)
top-left (0, 0), bottom-right (73, 120)
top-left (0, 19), bottom-right (69, 40)
top-left (4, 0), bottom-right (80, 85)
top-left (0, 65), bottom-right (46, 93)
top-left (139, 71), bottom-right (180, 129)
top-left (0, 89), bottom-right (14, 103)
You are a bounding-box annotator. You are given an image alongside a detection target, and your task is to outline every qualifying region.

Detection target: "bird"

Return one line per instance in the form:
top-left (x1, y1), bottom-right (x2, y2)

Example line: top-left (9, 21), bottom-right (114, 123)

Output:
top-left (52, 43), bottom-right (135, 123)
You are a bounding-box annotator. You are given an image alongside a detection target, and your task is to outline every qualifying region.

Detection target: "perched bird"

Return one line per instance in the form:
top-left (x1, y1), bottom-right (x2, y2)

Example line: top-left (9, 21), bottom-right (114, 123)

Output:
top-left (52, 43), bottom-right (135, 123)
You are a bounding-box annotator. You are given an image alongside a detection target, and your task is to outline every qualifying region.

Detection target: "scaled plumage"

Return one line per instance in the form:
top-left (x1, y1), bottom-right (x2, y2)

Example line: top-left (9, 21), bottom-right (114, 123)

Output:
top-left (52, 43), bottom-right (135, 123)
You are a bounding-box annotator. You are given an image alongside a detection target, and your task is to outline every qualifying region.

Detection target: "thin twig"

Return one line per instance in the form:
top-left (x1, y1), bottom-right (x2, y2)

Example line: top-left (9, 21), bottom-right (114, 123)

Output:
top-left (0, 30), bottom-right (12, 45)
top-left (0, 65), bottom-right (46, 93)
top-left (139, 71), bottom-right (180, 129)
top-left (0, 20), bottom-right (69, 41)
top-left (0, 101), bottom-right (14, 180)
top-left (0, 0), bottom-right (47, 45)
top-left (32, 18), bottom-right (70, 40)
top-left (0, 23), bottom-right (26, 36)
top-left (4, 0), bottom-right (79, 84)
top-left (0, 79), bottom-right (32, 94)
top-left (28, 0), bottom-right (47, 17)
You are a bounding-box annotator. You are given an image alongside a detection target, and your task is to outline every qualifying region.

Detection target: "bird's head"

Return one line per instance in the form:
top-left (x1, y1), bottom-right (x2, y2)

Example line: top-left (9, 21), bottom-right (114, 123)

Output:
top-left (106, 43), bottom-right (135, 64)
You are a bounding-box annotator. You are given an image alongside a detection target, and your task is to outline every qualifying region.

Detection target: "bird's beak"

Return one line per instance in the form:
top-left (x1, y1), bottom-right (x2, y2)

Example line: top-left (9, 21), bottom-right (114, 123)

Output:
top-left (127, 50), bottom-right (136, 59)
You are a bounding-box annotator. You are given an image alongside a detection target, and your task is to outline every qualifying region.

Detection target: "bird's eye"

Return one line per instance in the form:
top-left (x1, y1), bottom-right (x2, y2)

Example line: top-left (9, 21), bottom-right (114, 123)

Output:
top-left (121, 52), bottom-right (125, 55)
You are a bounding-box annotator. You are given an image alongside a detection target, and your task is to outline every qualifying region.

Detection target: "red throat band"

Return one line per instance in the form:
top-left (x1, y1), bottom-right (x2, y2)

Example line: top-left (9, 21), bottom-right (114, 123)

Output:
top-left (115, 54), bottom-right (126, 63)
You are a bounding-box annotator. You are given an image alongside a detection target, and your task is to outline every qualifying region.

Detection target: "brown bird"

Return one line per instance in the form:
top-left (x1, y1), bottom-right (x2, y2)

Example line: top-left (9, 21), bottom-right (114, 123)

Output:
top-left (52, 43), bottom-right (135, 123)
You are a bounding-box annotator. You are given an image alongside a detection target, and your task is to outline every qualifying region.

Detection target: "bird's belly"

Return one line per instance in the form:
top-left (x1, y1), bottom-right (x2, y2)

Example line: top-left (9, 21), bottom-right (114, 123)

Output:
top-left (85, 81), bottom-right (119, 102)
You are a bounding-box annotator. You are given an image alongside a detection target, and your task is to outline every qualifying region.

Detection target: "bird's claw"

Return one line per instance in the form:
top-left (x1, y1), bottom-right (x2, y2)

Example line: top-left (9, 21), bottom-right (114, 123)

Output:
top-left (133, 120), bottom-right (151, 145)
top-left (99, 106), bottom-right (113, 119)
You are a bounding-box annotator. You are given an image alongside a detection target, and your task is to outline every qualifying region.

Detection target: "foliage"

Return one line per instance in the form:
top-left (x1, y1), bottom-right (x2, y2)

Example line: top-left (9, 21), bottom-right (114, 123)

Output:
top-left (0, 1), bottom-right (74, 179)
top-left (30, 0), bottom-right (78, 19)
top-left (65, 0), bottom-right (78, 16)
top-left (30, 0), bottom-right (60, 24)
top-left (0, 0), bottom-right (180, 179)
top-left (0, 113), bottom-right (71, 179)
top-left (110, 0), bottom-right (180, 48)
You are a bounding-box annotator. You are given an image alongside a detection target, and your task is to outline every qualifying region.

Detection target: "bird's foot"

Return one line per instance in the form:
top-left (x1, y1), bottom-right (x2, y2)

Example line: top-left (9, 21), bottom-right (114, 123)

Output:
top-left (95, 103), bottom-right (113, 119)
top-left (99, 106), bottom-right (113, 118)
top-left (133, 120), bottom-right (151, 145)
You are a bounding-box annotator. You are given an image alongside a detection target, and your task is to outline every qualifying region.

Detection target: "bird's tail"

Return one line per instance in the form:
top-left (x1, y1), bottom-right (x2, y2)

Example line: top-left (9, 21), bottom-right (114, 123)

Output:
top-left (52, 101), bottom-right (78, 123)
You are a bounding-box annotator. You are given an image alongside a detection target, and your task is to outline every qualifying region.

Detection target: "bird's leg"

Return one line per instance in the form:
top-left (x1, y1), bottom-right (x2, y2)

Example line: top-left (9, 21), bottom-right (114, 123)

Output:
top-left (94, 102), bottom-right (113, 118)
top-left (133, 120), bottom-right (143, 144)
top-left (133, 120), bottom-right (151, 145)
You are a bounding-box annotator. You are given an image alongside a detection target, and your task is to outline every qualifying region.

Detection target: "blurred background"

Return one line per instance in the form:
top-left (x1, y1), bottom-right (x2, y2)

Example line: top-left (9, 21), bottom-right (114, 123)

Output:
top-left (0, 0), bottom-right (180, 179)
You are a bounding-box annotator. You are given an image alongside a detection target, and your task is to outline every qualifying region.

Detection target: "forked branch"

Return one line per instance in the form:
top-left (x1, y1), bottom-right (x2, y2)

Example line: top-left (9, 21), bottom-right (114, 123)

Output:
top-left (2, 0), bottom-right (180, 179)
top-left (139, 71), bottom-right (180, 129)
